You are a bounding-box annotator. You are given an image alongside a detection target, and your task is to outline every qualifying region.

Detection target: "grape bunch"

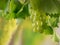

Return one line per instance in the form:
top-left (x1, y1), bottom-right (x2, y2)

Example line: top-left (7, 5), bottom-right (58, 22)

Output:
top-left (0, 19), bottom-right (17, 45)
top-left (30, 7), bottom-right (60, 34)
top-left (29, 0), bottom-right (60, 42)
top-left (0, 12), bottom-right (17, 45)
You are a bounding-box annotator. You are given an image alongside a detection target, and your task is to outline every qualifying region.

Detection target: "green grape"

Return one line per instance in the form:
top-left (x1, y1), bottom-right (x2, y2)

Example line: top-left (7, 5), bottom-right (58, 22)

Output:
top-left (30, 9), bottom-right (45, 32)
top-left (29, 7), bottom-right (54, 34)
top-left (0, 18), bottom-right (17, 45)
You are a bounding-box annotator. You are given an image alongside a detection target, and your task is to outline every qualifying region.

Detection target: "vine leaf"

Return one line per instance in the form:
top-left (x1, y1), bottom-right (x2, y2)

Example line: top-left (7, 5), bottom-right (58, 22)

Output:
top-left (44, 26), bottom-right (53, 35)
top-left (13, 0), bottom-right (23, 13)
top-left (49, 17), bottom-right (59, 27)
top-left (30, 0), bottom-right (60, 14)
top-left (14, 3), bottom-right (30, 19)
top-left (52, 32), bottom-right (60, 42)
top-left (10, 0), bottom-right (16, 13)
top-left (55, 34), bottom-right (59, 42)
top-left (0, 0), bottom-right (8, 10)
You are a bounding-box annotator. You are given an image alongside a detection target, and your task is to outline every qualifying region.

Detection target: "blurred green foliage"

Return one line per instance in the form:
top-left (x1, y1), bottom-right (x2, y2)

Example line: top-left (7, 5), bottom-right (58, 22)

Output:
top-left (0, 0), bottom-right (60, 45)
top-left (0, 0), bottom-right (8, 10)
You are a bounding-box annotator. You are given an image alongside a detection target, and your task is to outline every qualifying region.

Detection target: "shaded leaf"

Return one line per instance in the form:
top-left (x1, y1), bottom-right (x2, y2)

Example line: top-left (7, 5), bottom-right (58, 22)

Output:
top-left (14, 0), bottom-right (23, 13)
top-left (30, 0), bottom-right (60, 13)
top-left (44, 26), bottom-right (53, 35)
top-left (14, 4), bottom-right (30, 19)
top-left (0, 0), bottom-right (8, 10)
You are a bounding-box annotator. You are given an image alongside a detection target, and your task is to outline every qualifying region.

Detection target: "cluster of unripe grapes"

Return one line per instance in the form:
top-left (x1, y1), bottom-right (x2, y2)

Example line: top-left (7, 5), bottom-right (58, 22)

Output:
top-left (0, 12), bottom-right (17, 45)
top-left (30, 8), bottom-right (60, 34)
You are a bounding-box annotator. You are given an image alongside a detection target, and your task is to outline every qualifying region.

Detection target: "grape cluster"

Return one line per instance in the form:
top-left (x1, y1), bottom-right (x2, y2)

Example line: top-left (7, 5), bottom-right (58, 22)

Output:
top-left (0, 18), bottom-right (17, 45)
top-left (30, 8), bottom-right (60, 34)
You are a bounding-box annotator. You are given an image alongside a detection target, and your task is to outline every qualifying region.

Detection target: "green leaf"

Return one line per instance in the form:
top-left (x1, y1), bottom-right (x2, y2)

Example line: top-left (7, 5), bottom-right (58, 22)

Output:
top-left (0, 0), bottom-right (8, 10)
top-left (55, 34), bottom-right (59, 42)
top-left (13, 0), bottom-right (23, 13)
top-left (0, 10), bottom-right (3, 17)
top-left (52, 0), bottom-right (60, 13)
top-left (44, 26), bottom-right (53, 35)
top-left (30, 0), bottom-right (60, 13)
top-left (0, 30), bottom-right (3, 39)
top-left (10, 0), bottom-right (16, 13)
top-left (49, 17), bottom-right (59, 27)
top-left (4, 13), bottom-right (15, 20)
top-left (14, 4), bottom-right (30, 19)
